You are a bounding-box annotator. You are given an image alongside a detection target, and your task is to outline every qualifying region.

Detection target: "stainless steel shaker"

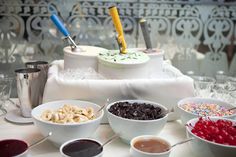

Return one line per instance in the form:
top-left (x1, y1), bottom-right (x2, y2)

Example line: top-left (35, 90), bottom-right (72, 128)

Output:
top-left (25, 61), bottom-right (49, 105)
top-left (15, 68), bottom-right (41, 117)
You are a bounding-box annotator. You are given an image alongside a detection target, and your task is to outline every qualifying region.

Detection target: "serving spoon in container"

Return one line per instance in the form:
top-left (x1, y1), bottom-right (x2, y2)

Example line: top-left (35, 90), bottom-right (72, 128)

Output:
top-left (169, 138), bottom-right (194, 150)
top-left (28, 132), bottom-right (52, 149)
top-left (50, 14), bottom-right (83, 52)
top-left (95, 98), bottom-right (110, 116)
top-left (228, 106), bottom-right (236, 112)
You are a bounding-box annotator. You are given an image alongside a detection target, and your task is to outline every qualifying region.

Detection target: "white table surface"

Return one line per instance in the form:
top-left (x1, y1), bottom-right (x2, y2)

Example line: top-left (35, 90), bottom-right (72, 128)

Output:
top-left (0, 99), bottom-right (197, 157)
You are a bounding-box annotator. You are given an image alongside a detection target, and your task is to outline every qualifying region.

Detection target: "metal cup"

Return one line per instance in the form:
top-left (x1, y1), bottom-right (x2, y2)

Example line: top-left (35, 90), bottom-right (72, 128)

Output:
top-left (15, 68), bottom-right (41, 117)
top-left (25, 61), bottom-right (49, 104)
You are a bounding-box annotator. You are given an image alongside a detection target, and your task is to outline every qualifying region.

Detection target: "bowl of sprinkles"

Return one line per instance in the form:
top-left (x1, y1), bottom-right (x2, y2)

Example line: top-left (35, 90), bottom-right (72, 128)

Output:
top-left (177, 97), bottom-right (236, 124)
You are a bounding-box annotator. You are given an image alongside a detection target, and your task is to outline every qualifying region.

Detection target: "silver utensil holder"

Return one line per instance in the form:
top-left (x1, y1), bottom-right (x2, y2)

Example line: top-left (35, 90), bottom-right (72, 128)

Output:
top-left (15, 68), bottom-right (41, 118)
top-left (25, 61), bottom-right (49, 105)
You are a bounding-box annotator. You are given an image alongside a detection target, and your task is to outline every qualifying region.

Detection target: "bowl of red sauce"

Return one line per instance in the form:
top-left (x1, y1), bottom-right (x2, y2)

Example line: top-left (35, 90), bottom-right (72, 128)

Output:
top-left (0, 139), bottom-right (28, 157)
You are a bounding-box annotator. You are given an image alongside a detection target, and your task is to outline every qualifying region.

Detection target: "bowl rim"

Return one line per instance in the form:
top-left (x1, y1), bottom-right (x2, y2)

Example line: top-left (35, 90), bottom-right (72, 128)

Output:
top-left (60, 138), bottom-right (103, 157)
top-left (177, 97), bottom-right (236, 118)
top-left (63, 45), bottom-right (108, 56)
top-left (191, 76), bottom-right (216, 83)
top-left (130, 135), bottom-right (171, 155)
top-left (106, 99), bottom-right (168, 122)
top-left (127, 48), bottom-right (165, 56)
top-left (31, 99), bottom-right (104, 126)
top-left (186, 116), bottom-right (236, 148)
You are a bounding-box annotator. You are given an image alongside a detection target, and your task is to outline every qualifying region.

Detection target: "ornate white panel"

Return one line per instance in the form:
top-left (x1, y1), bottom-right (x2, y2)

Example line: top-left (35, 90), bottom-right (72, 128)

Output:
top-left (0, 0), bottom-right (236, 77)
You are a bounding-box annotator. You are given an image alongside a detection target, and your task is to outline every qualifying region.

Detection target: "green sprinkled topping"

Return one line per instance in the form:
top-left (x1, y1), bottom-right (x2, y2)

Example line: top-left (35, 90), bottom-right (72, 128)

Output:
top-left (98, 50), bottom-right (149, 64)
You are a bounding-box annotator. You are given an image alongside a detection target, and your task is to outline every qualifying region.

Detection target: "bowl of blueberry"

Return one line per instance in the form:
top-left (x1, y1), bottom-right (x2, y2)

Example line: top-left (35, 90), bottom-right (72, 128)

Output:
top-left (186, 117), bottom-right (236, 157)
top-left (106, 100), bottom-right (168, 143)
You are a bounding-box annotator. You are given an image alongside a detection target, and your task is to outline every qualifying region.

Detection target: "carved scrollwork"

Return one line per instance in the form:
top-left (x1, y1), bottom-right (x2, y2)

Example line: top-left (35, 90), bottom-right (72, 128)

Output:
top-left (103, 16), bottom-right (137, 48)
top-left (26, 15), bottom-right (62, 57)
top-left (0, 0), bottom-right (236, 76)
top-left (68, 15), bottom-right (103, 46)
top-left (0, 14), bottom-right (24, 63)
top-left (138, 17), bottom-right (171, 48)
top-left (203, 18), bottom-right (233, 54)
top-left (172, 17), bottom-right (203, 48)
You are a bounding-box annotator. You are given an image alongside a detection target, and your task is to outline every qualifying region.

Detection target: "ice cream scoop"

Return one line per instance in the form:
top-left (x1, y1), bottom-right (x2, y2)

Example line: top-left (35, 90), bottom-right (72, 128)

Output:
top-left (109, 6), bottom-right (127, 54)
top-left (139, 18), bottom-right (152, 50)
top-left (50, 14), bottom-right (83, 52)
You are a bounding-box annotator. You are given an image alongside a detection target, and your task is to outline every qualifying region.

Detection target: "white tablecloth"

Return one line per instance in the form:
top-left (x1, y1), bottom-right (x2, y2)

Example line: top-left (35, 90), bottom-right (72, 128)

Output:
top-left (1, 99), bottom-right (198, 157)
top-left (43, 60), bottom-right (194, 121)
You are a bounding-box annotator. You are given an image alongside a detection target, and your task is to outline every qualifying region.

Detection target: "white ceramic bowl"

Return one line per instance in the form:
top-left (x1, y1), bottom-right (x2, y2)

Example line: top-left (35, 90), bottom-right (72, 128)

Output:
top-left (177, 97), bottom-right (236, 124)
top-left (60, 138), bottom-right (103, 157)
top-left (106, 100), bottom-right (168, 143)
top-left (130, 135), bottom-right (171, 157)
top-left (186, 117), bottom-right (236, 157)
top-left (31, 100), bottom-right (104, 147)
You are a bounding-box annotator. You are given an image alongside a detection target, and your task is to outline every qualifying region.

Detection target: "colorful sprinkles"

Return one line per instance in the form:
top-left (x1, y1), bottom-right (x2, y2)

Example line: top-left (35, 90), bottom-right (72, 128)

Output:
top-left (180, 103), bottom-right (234, 117)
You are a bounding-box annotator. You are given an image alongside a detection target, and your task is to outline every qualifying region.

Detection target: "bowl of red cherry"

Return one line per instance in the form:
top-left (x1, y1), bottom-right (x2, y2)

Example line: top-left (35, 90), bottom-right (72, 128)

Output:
top-left (186, 117), bottom-right (236, 157)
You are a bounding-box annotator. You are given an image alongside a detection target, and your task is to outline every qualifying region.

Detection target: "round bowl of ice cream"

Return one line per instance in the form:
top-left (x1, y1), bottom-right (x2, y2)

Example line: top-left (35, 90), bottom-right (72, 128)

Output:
top-left (146, 49), bottom-right (164, 76)
top-left (98, 50), bottom-right (150, 79)
top-left (64, 45), bottom-right (108, 71)
top-left (130, 48), bottom-right (164, 77)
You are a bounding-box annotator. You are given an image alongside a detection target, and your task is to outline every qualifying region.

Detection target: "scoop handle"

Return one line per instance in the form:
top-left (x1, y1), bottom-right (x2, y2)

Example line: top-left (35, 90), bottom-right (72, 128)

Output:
top-left (50, 14), bottom-right (70, 37)
top-left (140, 19), bottom-right (152, 49)
top-left (109, 6), bottom-right (127, 54)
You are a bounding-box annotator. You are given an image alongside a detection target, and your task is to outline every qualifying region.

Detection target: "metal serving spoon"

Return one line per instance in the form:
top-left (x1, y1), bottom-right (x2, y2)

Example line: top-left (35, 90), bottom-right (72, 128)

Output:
top-left (228, 106), bottom-right (236, 112)
top-left (170, 138), bottom-right (194, 150)
top-left (95, 98), bottom-right (110, 116)
top-left (28, 132), bottom-right (52, 149)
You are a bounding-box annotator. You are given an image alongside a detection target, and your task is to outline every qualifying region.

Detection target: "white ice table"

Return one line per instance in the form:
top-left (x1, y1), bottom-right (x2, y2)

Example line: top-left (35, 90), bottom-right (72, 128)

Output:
top-left (0, 99), bottom-right (197, 157)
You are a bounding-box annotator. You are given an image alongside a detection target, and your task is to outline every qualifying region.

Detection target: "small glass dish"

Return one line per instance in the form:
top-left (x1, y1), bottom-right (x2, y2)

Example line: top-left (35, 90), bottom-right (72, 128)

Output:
top-left (192, 76), bottom-right (215, 97)
top-left (0, 75), bottom-right (13, 116)
top-left (0, 84), bottom-right (7, 116)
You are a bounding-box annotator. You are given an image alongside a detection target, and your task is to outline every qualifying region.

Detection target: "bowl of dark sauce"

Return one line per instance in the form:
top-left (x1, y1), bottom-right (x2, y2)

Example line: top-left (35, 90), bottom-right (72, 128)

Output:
top-left (60, 138), bottom-right (103, 157)
top-left (0, 139), bottom-right (28, 157)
